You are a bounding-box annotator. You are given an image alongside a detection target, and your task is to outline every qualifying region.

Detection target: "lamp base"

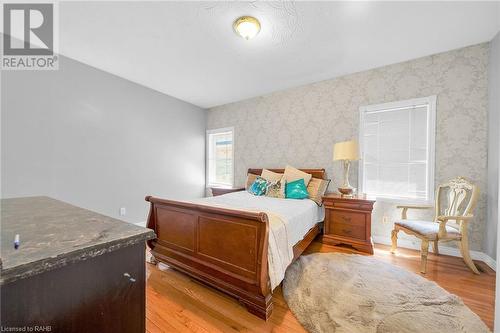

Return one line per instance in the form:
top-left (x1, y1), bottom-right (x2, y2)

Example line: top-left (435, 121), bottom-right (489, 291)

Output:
top-left (338, 187), bottom-right (356, 198)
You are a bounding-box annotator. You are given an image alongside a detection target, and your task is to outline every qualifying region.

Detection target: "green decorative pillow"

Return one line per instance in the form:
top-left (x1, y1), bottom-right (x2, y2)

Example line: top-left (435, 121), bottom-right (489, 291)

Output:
top-left (265, 179), bottom-right (285, 199)
top-left (285, 179), bottom-right (309, 199)
top-left (249, 177), bottom-right (268, 196)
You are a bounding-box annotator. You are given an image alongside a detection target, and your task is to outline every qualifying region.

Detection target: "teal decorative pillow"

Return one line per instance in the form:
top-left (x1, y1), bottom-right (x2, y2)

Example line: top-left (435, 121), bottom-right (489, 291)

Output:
top-left (285, 179), bottom-right (309, 199)
top-left (249, 177), bottom-right (268, 196)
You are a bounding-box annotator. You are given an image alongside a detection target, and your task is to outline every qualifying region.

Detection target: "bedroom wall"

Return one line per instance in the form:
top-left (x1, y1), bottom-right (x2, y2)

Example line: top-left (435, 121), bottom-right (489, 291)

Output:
top-left (207, 43), bottom-right (489, 252)
top-left (487, 31), bottom-right (500, 260)
top-left (1, 55), bottom-right (206, 223)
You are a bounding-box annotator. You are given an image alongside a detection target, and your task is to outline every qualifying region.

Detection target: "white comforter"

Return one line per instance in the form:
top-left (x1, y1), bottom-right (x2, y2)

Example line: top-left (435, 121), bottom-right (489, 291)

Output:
top-left (190, 191), bottom-right (325, 290)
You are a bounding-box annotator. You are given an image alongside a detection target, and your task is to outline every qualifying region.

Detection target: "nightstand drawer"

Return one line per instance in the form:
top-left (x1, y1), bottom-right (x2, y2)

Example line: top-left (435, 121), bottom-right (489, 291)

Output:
top-left (332, 222), bottom-right (366, 240)
top-left (331, 211), bottom-right (366, 227)
top-left (333, 202), bottom-right (374, 211)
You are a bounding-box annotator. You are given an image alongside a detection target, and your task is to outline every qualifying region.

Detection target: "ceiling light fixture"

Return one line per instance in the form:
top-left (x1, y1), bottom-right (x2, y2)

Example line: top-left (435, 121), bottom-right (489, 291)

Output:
top-left (233, 16), bottom-right (261, 40)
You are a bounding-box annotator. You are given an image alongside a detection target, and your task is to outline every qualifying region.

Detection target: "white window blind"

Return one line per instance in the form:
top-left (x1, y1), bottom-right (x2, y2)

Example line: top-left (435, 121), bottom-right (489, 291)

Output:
top-left (359, 96), bottom-right (436, 203)
top-left (207, 127), bottom-right (234, 187)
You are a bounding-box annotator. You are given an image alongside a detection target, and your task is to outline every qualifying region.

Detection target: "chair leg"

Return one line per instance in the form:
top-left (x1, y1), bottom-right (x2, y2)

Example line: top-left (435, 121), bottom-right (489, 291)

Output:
top-left (390, 229), bottom-right (398, 254)
top-left (420, 239), bottom-right (429, 274)
top-left (432, 240), bottom-right (439, 255)
top-left (459, 237), bottom-right (480, 275)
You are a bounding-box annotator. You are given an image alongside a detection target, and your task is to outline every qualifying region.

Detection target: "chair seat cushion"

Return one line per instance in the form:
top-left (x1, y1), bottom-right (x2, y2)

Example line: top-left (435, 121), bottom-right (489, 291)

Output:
top-left (394, 220), bottom-right (461, 240)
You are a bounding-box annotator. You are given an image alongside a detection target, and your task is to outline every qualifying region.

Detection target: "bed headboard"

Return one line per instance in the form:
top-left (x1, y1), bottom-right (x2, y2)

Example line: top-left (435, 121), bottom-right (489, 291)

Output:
top-left (247, 168), bottom-right (326, 180)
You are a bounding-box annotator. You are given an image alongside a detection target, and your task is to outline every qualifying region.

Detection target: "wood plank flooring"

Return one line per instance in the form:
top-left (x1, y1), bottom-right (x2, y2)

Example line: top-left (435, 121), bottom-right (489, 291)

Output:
top-left (146, 241), bottom-right (496, 332)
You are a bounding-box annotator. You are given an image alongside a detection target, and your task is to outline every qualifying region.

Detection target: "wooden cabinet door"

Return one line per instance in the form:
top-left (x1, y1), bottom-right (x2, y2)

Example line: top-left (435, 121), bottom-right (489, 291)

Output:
top-left (1, 243), bottom-right (146, 333)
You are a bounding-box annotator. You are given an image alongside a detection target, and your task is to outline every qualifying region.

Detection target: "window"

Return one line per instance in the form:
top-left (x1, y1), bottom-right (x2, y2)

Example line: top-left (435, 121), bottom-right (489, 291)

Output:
top-left (206, 127), bottom-right (234, 187)
top-left (359, 96), bottom-right (436, 203)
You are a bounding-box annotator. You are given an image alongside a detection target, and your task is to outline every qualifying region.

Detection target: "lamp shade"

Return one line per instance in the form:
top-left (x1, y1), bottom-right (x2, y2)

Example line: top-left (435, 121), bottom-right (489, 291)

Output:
top-left (333, 140), bottom-right (360, 161)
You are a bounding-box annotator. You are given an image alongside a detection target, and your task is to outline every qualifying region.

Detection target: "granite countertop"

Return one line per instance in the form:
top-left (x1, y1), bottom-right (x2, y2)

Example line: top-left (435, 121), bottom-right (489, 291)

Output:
top-left (1, 196), bottom-right (155, 285)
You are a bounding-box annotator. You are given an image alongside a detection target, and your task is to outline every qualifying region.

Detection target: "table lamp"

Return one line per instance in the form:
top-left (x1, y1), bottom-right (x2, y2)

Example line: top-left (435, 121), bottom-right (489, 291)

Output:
top-left (333, 140), bottom-right (360, 197)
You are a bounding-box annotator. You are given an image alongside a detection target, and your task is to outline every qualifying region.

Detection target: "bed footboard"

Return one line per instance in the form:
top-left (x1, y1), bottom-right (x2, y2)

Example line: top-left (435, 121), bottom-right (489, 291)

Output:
top-left (145, 196), bottom-right (272, 319)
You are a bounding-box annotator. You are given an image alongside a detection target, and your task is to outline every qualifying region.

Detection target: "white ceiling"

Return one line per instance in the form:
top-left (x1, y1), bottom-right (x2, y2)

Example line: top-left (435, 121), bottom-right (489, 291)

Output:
top-left (59, 1), bottom-right (500, 108)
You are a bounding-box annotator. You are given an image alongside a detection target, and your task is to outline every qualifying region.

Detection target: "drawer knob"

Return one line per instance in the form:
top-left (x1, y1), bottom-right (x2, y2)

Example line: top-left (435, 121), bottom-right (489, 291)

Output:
top-left (342, 229), bottom-right (352, 234)
top-left (341, 216), bottom-right (352, 222)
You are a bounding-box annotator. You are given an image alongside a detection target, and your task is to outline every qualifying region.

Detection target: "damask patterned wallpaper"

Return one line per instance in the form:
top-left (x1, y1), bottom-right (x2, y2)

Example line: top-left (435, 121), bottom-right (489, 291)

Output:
top-left (207, 43), bottom-right (490, 251)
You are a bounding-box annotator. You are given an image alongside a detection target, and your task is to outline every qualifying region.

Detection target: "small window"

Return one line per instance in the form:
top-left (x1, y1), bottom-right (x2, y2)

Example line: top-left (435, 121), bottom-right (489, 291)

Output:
top-left (359, 96), bottom-right (436, 203)
top-left (206, 127), bottom-right (234, 187)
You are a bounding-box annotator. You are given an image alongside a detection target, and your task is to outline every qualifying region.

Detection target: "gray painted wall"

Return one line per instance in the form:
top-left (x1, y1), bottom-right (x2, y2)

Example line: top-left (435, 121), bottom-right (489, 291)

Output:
top-left (487, 31), bottom-right (500, 260)
top-left (1, 55), bottom-right (206, 223)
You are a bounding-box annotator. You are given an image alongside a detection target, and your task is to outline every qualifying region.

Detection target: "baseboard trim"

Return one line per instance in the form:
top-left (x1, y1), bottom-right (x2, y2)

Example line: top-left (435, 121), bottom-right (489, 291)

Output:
top-left (373, 235), bottom-right (497, 272)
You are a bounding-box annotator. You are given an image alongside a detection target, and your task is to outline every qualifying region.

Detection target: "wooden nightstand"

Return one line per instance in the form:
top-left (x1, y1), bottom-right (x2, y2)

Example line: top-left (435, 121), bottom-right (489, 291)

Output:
top-left (322, 193), bottom-right (376, 254)
top-left (211, 187), bottom-right (245, 197)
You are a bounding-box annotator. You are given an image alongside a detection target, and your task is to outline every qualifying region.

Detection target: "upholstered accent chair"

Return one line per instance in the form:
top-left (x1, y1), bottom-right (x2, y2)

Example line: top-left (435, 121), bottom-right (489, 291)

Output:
top-left (390, 177), bottom-right (480, 274)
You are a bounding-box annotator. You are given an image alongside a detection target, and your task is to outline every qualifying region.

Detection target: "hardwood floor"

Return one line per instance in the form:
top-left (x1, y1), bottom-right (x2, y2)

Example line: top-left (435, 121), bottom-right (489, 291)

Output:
top-left (146, 241), bottom-right (496, 332)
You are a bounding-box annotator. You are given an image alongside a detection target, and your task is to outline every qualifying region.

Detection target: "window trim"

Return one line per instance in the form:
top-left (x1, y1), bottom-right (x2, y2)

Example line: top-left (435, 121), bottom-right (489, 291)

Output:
top-left (206, 127), bottom-right (234, 188)
top-left (358, 96), bottom-right (437, 205)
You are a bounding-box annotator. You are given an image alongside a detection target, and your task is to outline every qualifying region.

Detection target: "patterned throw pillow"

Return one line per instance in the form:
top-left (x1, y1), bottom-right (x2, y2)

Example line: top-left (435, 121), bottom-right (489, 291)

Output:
top-left (249, 177), bottom-right (268, 196)
top-left (265, 179), bottom-right (285, 198)
top-left (307, 178), bottom-right (331, 206)
top-left (285, 179), bottom-right (309, 199)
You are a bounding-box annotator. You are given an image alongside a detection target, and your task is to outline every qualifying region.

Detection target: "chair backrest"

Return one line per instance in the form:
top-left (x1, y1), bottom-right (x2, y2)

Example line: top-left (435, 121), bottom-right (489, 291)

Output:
top-left (434, 177), bottom-right (479, 226)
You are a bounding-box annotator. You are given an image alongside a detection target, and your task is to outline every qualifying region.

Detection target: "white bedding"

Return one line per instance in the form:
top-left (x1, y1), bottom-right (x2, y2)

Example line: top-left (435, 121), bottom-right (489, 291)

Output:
top-left (189, 191), bottom-right (325, 290)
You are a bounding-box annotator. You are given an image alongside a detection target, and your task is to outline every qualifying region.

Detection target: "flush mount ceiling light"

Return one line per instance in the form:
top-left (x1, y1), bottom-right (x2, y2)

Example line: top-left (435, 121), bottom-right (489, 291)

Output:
top-left (233, 16), bottom-right (261, 40)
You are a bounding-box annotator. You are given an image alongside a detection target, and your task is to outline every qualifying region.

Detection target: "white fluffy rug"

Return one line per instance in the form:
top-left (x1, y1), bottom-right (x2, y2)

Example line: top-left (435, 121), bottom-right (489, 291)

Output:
top-left (282, 253), bottom-right (490, 333)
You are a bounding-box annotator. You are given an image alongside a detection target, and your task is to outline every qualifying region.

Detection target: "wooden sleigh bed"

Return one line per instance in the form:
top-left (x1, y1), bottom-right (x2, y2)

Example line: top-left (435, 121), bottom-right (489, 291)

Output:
top-left (145, 168), bottom-right (326, 320)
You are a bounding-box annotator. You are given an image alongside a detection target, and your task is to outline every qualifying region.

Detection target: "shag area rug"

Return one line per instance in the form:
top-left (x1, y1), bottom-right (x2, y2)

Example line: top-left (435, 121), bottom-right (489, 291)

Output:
top-left (282, 253), bottom-right (490, 333)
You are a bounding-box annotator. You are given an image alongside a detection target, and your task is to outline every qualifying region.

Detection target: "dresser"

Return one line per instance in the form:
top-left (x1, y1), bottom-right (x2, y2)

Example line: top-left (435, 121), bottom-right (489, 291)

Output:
top-left (322, 193), bottom-right (376, 254)
top-left (1, 197), bottom-right (155, 333)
